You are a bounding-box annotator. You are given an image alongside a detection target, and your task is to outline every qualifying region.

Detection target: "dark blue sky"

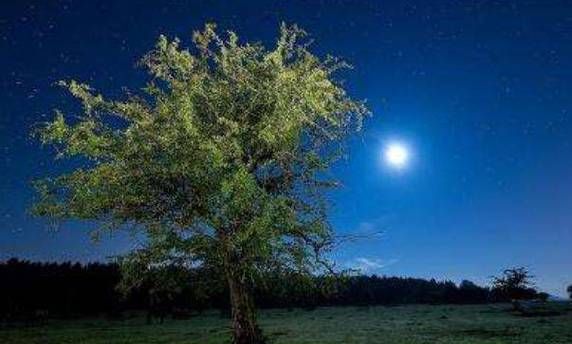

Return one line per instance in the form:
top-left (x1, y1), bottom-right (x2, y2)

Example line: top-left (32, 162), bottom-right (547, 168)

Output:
top-left (1, 0), bottom-right (571, 296)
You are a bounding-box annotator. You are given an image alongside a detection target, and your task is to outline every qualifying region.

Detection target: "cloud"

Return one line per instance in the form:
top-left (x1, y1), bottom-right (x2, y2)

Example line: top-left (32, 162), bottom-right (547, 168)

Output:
top-left (354, 220), bottom-right (387, 236)
top-left (347, 257), bottom-right (399, 274)
top-left (357, 221), bottom-right (376, 232)
top-left (339, 221), bottom-right (386, 246)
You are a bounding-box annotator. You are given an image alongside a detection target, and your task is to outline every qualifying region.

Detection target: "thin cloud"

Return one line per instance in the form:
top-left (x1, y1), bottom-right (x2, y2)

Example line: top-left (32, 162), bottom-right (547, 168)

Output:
top-left (348, 257), bottom-right (399, 274)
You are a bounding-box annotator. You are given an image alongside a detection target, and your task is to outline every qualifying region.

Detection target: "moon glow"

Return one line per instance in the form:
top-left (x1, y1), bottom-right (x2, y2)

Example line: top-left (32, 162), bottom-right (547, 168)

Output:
top-left (384, 143), bottom-right (409, 168)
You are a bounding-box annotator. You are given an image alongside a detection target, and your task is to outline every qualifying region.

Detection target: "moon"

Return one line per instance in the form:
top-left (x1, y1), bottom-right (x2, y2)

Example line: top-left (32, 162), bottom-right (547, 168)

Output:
top-left (384, 143), bottom-right (409, 168)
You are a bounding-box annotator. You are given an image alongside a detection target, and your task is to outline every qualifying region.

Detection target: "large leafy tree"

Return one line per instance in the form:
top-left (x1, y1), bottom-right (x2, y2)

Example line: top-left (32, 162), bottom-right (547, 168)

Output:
top-left (32, 23), bottom-right (367, 343)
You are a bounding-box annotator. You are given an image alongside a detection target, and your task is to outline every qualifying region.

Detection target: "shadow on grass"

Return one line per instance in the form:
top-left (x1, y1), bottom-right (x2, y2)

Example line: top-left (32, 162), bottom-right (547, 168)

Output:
top-left (456, 327), bottom-right (522, 339)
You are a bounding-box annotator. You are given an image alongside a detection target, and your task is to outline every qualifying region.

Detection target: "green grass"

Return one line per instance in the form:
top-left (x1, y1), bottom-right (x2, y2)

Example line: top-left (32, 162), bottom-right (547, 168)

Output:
top-left (2, 303), bottom-right (572, 343)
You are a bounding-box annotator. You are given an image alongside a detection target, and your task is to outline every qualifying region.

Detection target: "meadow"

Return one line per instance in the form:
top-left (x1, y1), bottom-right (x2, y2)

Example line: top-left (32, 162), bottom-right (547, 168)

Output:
top-left (1, 303), bottom-right (571, 344)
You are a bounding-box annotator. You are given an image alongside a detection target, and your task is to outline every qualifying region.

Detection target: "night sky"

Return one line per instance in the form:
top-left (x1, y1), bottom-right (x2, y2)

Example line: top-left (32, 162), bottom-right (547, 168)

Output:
top-left (1, 0), bottom-right (571, 296)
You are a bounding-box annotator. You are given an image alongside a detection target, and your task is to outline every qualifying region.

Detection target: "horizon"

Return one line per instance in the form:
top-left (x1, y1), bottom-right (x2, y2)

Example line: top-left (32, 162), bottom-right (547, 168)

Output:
top-left (1, 0), bottom-right (571, 298)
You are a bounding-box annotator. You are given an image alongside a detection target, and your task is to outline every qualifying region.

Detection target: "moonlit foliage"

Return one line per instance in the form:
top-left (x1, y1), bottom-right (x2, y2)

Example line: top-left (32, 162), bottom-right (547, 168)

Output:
top-left (32, 23), bottom-right (368, 343)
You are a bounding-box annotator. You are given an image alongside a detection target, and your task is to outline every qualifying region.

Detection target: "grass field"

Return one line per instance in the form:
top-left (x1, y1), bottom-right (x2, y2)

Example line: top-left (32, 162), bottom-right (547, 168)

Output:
top-left (1, 303), bottom-right (572, 344)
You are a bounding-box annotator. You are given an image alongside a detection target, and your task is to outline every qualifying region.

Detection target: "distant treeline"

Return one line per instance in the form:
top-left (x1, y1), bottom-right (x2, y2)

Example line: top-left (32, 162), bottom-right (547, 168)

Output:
top-left (0, 259), bottom-right (533, 321)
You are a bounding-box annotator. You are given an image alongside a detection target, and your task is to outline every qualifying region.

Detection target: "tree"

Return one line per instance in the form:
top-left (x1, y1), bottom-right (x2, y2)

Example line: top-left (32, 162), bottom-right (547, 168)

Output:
top-left (567, 285), bottom-right (572, 300)
top-left (457, 280), bottom-right (489, 304)
top-left (491, 267), bottom-right (536, 310)
top-left (536, 292), bottom-right (549, 303)
top-left (32, 23), bottom-right (368, 344)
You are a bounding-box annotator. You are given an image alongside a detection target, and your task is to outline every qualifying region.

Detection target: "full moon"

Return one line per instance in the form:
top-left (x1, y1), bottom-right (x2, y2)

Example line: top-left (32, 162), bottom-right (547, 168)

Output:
top-left (384, 143), bottom-right (409, 168)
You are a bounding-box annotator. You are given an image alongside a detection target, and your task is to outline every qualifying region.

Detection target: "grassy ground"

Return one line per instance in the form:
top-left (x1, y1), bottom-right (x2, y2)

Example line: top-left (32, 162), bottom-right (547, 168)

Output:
top-left (1, 303), bottom-right (572, 344)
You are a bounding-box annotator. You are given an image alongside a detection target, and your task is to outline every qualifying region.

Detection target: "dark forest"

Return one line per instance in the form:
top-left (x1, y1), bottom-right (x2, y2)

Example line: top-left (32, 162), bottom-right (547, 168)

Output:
top-left (0, 259), bottom-right (537, 323)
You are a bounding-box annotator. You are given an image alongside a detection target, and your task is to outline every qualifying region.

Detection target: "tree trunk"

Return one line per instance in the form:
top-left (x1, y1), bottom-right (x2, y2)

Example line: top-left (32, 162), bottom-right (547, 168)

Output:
top-left (226, 270), bottom-right (265, 344)
top-left (219, 228), bottom-right (264, 344)
top-left (511, 299), bottom-right (522, 312)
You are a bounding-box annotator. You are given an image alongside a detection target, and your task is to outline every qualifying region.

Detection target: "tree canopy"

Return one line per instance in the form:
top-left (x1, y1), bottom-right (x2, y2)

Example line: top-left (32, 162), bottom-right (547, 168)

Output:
top-left (32, 23), bottom-right (368, 343)
top-left (491, 267), bottom-right (537, 308)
